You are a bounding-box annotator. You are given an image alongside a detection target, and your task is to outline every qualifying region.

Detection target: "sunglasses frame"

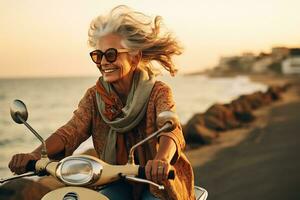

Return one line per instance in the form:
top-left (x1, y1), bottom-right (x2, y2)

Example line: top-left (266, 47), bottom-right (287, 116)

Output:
top-left (89, 48), bottom-right (130, 64)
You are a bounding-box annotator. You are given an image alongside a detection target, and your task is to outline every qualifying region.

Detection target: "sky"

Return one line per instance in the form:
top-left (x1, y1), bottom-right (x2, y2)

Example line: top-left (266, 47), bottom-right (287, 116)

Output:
top-left (0, 0), bottom-right (299, 78)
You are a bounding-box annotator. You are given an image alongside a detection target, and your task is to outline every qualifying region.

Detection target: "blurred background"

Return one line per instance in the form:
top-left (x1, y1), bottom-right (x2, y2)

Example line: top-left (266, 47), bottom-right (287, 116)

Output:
top-left (1, 1), bottom-right (300, 199)
top-left (0, 0), bottom-right (300, 77)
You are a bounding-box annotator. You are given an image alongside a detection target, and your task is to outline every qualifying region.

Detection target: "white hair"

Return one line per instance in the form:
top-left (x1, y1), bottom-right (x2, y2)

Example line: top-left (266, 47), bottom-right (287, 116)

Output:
top-left (88, 5), bottom-right (182, 76)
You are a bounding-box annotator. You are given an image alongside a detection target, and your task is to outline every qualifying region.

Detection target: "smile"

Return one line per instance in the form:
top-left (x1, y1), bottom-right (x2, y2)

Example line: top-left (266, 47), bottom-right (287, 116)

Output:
top-left (102, 68), bottom-right (119, 73)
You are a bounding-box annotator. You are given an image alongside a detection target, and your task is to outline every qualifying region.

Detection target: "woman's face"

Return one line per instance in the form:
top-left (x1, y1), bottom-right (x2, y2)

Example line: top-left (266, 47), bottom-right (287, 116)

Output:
top-left (96, 34), bottom-right (137, 83)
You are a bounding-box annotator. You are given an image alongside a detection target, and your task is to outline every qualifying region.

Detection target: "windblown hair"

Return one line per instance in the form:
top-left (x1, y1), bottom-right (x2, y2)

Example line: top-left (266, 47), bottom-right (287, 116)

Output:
top-left (88, 5), bottom-right (183, 76)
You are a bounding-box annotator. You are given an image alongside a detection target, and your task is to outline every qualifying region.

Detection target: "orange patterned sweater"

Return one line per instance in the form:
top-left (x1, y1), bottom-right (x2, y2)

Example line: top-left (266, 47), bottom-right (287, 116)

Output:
top-left (52, 81), bottom-right (195, 200)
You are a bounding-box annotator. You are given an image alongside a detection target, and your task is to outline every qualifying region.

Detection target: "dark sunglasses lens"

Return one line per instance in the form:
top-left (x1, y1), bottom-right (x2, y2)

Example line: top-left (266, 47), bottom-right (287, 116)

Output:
top-left (105, 49), bottom-right (117, 62)
top-left (90, 51), bottom-right (102, 64)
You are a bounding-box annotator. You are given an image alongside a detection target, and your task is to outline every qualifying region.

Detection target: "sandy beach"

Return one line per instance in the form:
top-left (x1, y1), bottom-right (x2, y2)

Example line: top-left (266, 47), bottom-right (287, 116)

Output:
top-left (187, 74), bottom-right (300, 200)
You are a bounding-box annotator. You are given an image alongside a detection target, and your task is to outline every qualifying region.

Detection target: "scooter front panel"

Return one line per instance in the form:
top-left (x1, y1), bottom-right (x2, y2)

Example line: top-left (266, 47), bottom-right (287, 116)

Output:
top-left (42, 186), bottom-right (108, 200)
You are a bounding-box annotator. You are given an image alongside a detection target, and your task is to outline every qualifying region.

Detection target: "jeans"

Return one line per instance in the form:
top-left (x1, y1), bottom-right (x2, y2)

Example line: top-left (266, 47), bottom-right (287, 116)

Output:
top-left (99, 180), bottom-right (160, 200)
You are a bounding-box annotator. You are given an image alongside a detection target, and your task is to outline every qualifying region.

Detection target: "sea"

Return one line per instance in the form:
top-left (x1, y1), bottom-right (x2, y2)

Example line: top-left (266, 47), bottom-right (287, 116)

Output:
top-left (0, 75), bottom-right (267, 177)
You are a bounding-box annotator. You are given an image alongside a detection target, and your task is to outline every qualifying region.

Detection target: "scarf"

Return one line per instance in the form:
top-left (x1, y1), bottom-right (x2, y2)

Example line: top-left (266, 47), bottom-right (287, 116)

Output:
top-left (95, 68), bottom-right (155, 164)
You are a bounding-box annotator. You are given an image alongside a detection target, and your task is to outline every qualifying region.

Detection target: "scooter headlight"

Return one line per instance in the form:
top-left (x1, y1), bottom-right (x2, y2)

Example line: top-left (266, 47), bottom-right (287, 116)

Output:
top-left (56, 155), bottom-right (103, 186)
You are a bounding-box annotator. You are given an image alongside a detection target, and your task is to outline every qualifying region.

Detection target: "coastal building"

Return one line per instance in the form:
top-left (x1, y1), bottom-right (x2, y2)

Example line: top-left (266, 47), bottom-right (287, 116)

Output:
top-left (271, 47), bottom-right (289, 61)
top-left (214, 47), bottom-right (299, 75)
top-left (252, 56), bottom-right (273, 73)
top-left (239, 52), bottom-right (256, 71)
top-left (282, 48), bottom-right (300, 74)
top-left (217, 53), bottom-right (256, 72)
top-left (218, 56), bottom-right (240, 71)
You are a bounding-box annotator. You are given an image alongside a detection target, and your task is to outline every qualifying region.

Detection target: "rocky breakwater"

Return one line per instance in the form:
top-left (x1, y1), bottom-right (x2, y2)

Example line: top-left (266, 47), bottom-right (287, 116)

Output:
top-left (183, 84), bottom-right (291, 148)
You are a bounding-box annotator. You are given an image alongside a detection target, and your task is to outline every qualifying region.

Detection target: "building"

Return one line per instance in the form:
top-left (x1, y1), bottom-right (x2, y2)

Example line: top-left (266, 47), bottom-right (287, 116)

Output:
top-left (271, 47), bottom-right (289, 61)
top-left (282, 48), bottom-right (300, 74)
top-left (252, 56), bottom-right (273, 73)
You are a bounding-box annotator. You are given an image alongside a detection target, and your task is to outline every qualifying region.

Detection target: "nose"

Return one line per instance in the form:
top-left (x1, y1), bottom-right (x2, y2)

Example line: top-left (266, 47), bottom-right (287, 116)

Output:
top-left (99, 57), bottom-right (113, 70)
top-left (100, 56), bottom-right (109, 65)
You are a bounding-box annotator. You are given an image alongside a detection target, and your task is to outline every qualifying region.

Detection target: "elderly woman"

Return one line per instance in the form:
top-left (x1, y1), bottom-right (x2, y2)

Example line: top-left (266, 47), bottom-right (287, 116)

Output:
top-left (9, 5), bottom-right (195, 200)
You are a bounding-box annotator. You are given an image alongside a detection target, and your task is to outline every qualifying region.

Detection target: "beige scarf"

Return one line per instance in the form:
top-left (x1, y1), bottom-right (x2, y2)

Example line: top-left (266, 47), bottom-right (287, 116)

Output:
top-left (95, 68), bottom-right (155, 164)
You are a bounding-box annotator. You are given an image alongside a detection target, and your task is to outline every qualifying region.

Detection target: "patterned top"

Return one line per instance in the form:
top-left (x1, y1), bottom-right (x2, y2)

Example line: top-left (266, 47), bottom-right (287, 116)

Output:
top-left (52, 81), bottom-right (195, 200)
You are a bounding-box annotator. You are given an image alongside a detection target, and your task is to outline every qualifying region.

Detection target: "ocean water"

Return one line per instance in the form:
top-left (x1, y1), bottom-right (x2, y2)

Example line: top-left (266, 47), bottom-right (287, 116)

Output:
top-left (0, 75), bottom-right (267, 177)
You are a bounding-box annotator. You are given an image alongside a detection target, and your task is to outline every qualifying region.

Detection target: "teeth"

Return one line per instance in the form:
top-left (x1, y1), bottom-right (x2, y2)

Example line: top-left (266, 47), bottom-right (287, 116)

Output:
top-left (103, 69), bottom-right (117, 73)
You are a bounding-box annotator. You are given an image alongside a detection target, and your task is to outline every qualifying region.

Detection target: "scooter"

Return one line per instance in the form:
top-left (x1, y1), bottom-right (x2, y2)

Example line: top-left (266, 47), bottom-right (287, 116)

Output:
top-left (1, 99), bottom-right (208, 200)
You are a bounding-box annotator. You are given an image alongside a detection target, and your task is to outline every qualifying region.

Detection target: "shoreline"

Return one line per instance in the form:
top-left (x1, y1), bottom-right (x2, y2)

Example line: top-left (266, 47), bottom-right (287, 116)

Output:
top-left (187, 74), bottom-right (300, 199)
top-left (185, 74), bottom-right (299, 166)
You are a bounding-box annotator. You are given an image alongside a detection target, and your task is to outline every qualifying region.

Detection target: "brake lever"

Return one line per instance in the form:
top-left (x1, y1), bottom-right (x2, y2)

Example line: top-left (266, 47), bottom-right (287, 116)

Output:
top-left (121, 174), bottom-right (165, 190)
top-left (0, 172), bottom-right (37, 184)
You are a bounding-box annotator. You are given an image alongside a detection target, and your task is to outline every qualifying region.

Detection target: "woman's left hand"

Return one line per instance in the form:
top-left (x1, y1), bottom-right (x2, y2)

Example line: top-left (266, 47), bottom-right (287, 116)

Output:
top-left (145, 159), bottom-right (171, 183)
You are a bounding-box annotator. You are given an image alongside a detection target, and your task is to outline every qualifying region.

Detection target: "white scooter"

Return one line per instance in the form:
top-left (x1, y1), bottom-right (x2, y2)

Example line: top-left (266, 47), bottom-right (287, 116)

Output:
top-left (1, 99), bottom-right (208, 200)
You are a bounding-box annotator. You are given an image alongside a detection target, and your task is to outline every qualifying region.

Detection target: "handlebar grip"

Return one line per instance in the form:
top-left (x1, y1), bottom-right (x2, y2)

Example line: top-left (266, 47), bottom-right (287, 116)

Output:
top-left (25, 160), bottom-right (37, 172)
top-left (138, 166), bottom-right (175, 180)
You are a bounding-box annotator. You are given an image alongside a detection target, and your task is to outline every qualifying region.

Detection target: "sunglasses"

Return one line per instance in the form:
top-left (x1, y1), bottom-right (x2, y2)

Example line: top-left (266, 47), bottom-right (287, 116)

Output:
top-left (89, 48), bottom-right (130, 64)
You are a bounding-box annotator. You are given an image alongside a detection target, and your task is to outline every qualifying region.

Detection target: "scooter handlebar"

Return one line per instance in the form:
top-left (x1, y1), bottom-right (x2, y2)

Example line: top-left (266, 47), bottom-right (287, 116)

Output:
top-left (25, 160), bottom-right (37, 172)
top-left (138, 166), bottom-right (175, 180)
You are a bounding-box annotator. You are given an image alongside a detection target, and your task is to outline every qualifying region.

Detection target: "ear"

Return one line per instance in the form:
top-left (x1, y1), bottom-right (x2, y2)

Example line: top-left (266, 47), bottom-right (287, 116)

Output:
top-left (130, 50), bottom-right (142, 68)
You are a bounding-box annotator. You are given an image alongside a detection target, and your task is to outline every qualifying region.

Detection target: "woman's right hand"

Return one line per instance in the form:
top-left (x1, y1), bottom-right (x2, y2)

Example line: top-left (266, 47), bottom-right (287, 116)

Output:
top-left (8, 153), bottom-right (40, 175)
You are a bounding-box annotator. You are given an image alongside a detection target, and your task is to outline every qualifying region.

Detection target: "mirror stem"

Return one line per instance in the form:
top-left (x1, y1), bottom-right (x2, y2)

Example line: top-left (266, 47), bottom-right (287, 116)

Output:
top-left (17, 114), bottom-right (48, 158)
top-left (128, 122), bottom-right (172, 165)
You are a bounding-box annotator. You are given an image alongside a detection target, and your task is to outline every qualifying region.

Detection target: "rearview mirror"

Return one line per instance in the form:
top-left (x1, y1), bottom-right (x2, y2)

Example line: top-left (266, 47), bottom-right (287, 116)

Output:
top-left (10, 99), bottom-right (28, 124)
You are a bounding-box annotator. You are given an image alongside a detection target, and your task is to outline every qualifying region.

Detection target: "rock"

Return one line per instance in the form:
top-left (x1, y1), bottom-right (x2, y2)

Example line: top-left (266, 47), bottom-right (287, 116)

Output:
top-left (231, 98), bottom-right (252, 113)
top-left (261, 92), bottom-right (274, 105)
top-left (203, 115), bottom-right (226, 131)
top-left (227, 100), bottom-right (255, 122)
top-left (234, 111), bottom-right (255, 123)
top-left (238, 91), bottom-right (267, 109)
top-left (282, 83), bottom-right (292, 92)
top-left (205, 104), bottom-right (240, 130)
top-left (265, 85), bottom-right (282, 100)
top-left (185, 124), bottom-right (218, 146)
top-left (0, 178), bottom-right (51, 200)
top-left (183, 113), bottom-right (218, 145)
top-left (182, 83), bottom-right (289, 147)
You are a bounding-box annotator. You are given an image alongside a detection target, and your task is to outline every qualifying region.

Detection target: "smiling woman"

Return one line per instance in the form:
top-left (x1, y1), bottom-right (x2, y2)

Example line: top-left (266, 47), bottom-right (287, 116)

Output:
top-left (87, 5), bottom-right (182, 77)
top-left (8, 5), bottom-right (195, 200)
top-left (92, 34), bottom-right (137, 86)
